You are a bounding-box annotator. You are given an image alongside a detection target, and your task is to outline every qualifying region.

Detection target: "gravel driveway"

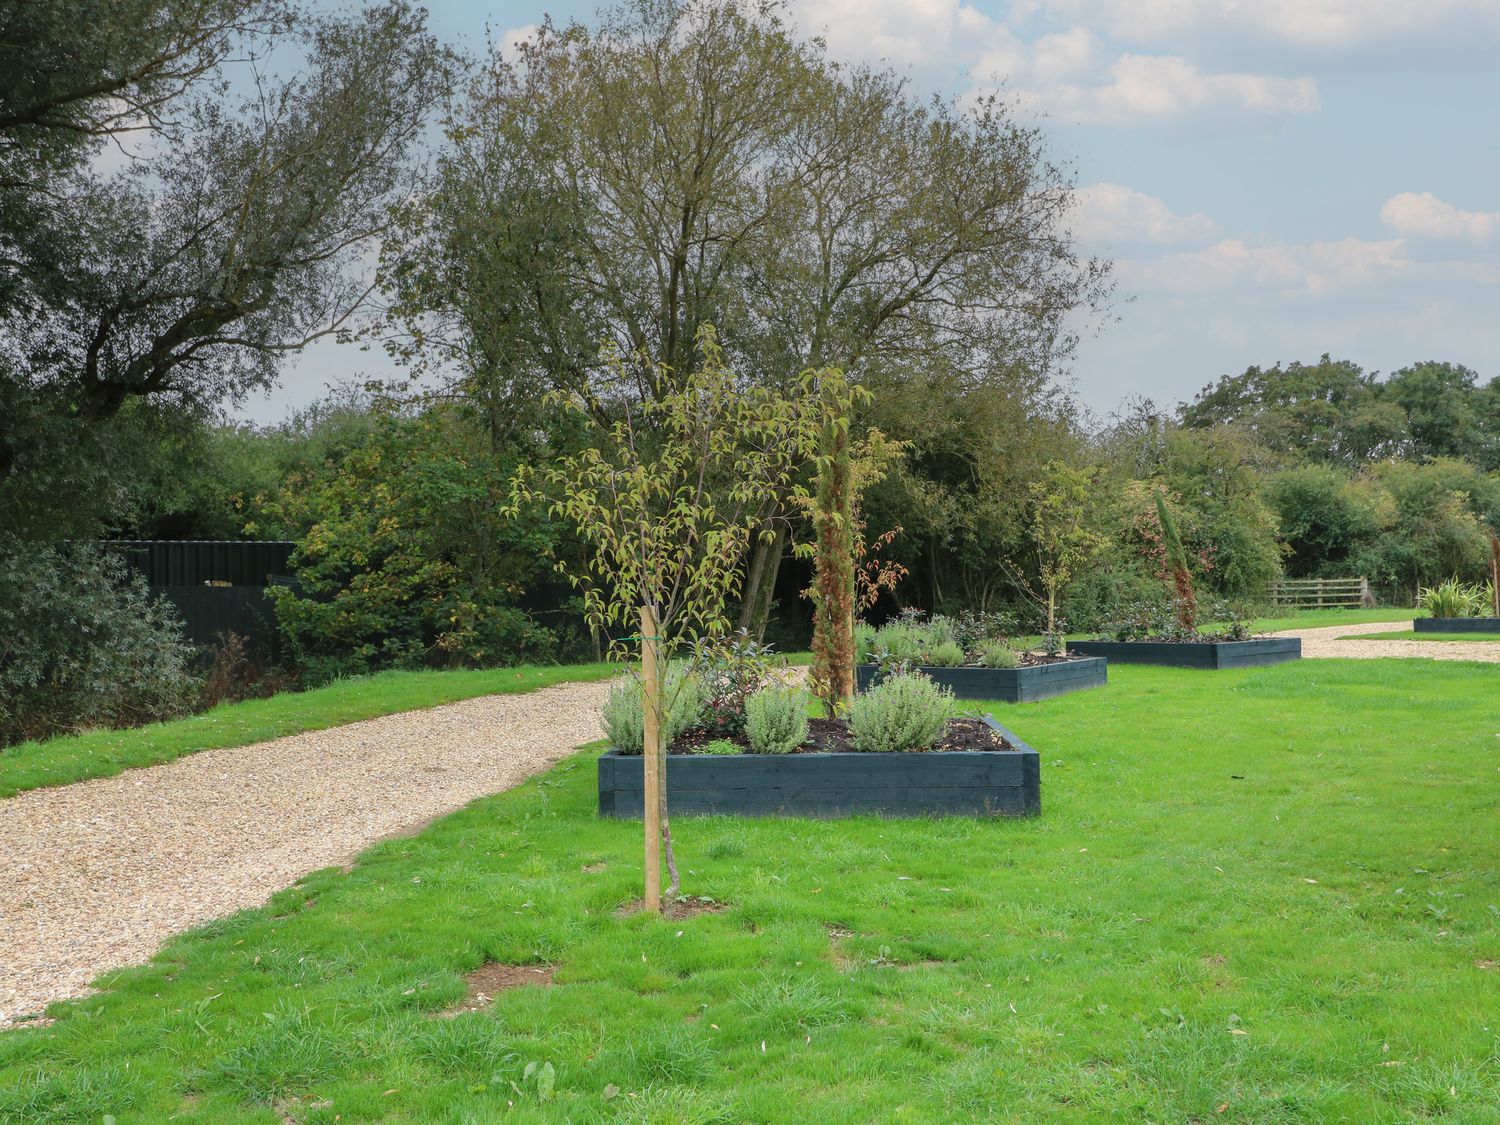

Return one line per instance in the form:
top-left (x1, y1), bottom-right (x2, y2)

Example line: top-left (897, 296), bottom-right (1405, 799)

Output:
top-left (1272, 619), bottom-right (1500, 662)
top-left (0, 678), bottom-right (609, 1026)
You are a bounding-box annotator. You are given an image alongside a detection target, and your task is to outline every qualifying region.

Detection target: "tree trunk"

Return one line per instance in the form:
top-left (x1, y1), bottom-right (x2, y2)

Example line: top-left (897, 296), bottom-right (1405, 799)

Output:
top-left (641, 604), bottom-right (662, 913)
top-left (737, 523), bottom-right (786, 641)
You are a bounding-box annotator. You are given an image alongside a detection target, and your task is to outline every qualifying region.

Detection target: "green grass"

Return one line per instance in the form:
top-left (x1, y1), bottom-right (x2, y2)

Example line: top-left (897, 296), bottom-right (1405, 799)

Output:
top-left (1341, 630), bottom-right (1500, 643)
top-left (0, 663), bottom-right (614, 799)
top-left (5, 659), bottom-right (1499, 1122)
top-left (1009, 607), bottom-right (1421, 650)
top-left (1238, 607), bottom-right (1421, 634)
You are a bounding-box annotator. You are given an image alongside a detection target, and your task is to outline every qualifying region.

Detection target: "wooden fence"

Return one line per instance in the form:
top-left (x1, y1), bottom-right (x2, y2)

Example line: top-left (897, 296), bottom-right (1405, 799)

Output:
top-left (99, 540), bottom-right (296, 660)
top-left (1267, 576), bottom-right (1373, 609)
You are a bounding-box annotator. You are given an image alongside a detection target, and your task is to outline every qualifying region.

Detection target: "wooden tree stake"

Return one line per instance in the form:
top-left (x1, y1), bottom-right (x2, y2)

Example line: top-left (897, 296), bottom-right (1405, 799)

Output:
top-left (641, 603), bottom-right (662, 913)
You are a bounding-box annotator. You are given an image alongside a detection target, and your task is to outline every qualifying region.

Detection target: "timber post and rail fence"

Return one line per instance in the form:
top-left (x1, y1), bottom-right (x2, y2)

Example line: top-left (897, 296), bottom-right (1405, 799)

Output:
top-left (1267, 576), bottom-right (1373, 609)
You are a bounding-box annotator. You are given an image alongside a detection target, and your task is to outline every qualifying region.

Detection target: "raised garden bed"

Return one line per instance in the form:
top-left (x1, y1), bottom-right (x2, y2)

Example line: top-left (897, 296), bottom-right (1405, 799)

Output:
top-left (1413, 617), bottom-right (1500, 635)
top-left (598, 715), bottom-right (1039, 819)
top-left (1067, 637), bottom-right (1301, 669)
top-left (855, 656), bottom-right (1106, 702)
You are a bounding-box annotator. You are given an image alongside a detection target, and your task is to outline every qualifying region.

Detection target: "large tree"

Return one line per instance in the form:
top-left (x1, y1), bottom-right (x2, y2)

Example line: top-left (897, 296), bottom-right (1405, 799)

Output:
top-left (378, 0), bottom-right (1108, 635)
top-left (0, 0), bottom-right (448, 539)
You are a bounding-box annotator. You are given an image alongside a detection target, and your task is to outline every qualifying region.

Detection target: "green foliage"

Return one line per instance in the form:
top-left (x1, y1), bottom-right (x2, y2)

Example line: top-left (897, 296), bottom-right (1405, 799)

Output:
top-left (925, 641), bottom-right (966, 667)
top-left (600, 667), bottom-right (708, 754)
top-left (870, 623), bottom-right (927, 663)
top-left (1, 1), bottom-right (448, 540)
top-left (849, 672), bottom-right (952, 753)
top-left (0, 541), bottom-right (199, 746)
top-left (853, 622), bottom-right (878, 663)
top-left (743, 684), bottom-right (810, 755)
top-left (700, 739), bottom-right (741, 756)
top-left (263, 402), bottom-right (558, 682)
top-left (692, 630), bottom-right (780, 735)
top-left (508, 328), bottom-right (820, 662)
top-left (1416, 578), bottom-right (1488, 618)
top-left (1153, 490), bottom-right (1198, 633)
top-left (977, 642), bottom-right (1018, 669)
top-left (1016, 459), bottom-right (1104, 634)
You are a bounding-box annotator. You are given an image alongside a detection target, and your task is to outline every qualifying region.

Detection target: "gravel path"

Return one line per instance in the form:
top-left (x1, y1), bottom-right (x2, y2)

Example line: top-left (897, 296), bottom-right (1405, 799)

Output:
top-left (0, 679), bottom-right (609, 1026)
top-left (1271, 619), bottom-right (1500, 662)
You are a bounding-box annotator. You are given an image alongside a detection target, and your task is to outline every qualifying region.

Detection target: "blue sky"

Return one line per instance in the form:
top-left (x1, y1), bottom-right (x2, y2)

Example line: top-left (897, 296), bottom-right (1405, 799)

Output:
top-left (248, 0), bottom-right (1500, 423)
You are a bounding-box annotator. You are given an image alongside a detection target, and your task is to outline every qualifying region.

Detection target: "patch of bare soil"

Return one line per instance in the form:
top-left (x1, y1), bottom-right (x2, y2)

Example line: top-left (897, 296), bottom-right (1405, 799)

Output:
top-left (614, 895), bottom-right (729, 919)
top-left (431, 962), bottom-right (556, 1018)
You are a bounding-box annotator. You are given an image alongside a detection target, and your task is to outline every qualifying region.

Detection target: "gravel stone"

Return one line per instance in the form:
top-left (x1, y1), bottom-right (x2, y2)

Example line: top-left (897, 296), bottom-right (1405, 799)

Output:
top-left (0, 679), bottom-right (608, 1026)
top-left (1272, 619), bottom-right (1500, 662)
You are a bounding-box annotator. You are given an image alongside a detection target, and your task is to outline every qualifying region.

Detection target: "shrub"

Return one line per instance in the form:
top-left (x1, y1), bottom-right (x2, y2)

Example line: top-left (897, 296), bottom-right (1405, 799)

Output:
top-left (600, 665), bottom-right (708, 753)
top-left (744, 683), bottom-right (809, 754)
top-left (872, 623), bottom-right (925, 663)
top-left (978, 642), bottom-right (1017, 669)
top-left (1417, 578), bottom-right (1487, 618)
top-left (692, 629), bottom-right (777, 734)
top-left (701, 738), bottom-right (740, 755)
top-left (951, 609), bottom-right (1015, 651)
top-left (925, 615), bottom-right (958, 647)
top-left (849, 672), bottom-right (952, 753)
top-left (854, 622), bottom-right (878, 663)
top-left (926, 641), bottom-right (965, 667)
top-left (0, 542), bottom-right (199, 746)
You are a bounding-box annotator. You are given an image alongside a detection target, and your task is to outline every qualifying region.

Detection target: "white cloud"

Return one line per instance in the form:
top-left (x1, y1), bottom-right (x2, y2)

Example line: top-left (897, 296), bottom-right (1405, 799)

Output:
top-left (1121, 236), bottom-right (1408, 295)
top-left (1014, 54), bottom-right (1318, 125)
top-left (1381, 192), bottom-right (1500, 241)
top-left (498, 24), bottom-right (539, 58)
top-left (791, 0), bottom-right (998, 69)
top-left (1021, 1), bottom-right (1500, 52)
top-left (1071, 183), bottom-right (1216, 245)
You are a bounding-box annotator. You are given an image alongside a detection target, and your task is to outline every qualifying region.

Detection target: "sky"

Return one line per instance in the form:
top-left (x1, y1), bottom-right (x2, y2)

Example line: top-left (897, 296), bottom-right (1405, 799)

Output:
top-left (244, 0), bottom-right (1500, 424)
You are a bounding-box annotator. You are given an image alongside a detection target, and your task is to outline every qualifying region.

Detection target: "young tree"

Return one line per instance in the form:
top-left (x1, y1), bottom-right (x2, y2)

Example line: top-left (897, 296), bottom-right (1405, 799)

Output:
top-left (808, 374), bottom-right (857, 716)
top-left (1026, 461), bottom-right (1103, 650)
top-left (1154, 490), bottom-right (1198, 633)
top-left (508, 328), bottom-right (820, 911)
top-left (1490, 529), bottom-right (1500, 617)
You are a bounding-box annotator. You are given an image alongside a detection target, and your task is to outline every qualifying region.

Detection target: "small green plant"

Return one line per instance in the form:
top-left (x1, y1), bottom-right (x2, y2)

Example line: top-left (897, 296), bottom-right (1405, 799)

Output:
top-left (700, 738), bottom-right (740, 755)
top-left (849, 672), bottom-right (952, 753)
top-left (872, 623), bottom-right (925, 662)
top-left (925, 641), bottom-right (965, 667)
top-left (978, 642), bottom-right (1018, 669)
top-left (854, 622), bottom-right (878, 663)
top-left (601, 666), bottom-right (707, 753)
top-left (1417, 578), bottom-right (1487, 618)
top-left (925, 615), bottom-right (958, 647)
top-left (744, 683), bottom-right (809, 754)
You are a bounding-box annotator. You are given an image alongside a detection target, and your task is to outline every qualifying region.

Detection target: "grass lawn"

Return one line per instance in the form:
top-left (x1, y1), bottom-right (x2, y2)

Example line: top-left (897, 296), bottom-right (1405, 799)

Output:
top-left (4, 659), bottom-right (1498, 1123)
top-left (1237, 607), bottom-right (1420, 634)
top-left (1341, 631), bottom-right (1500, 643)
top-left (0, 663), bottom-right (614, 799)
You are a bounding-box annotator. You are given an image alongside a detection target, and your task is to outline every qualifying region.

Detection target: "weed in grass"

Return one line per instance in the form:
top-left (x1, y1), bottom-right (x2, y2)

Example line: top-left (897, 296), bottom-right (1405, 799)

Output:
top-left (608, 1085), bottom-right (736, 1124)
top-left (623, 1025), bottom-right (717, 1085)
top-left (200, 1003), bottom-right (352, 1104)
top-left (0, 1061), bottom-right (142, 1123)
top-left (736, 973), bottom-right (853, 1031)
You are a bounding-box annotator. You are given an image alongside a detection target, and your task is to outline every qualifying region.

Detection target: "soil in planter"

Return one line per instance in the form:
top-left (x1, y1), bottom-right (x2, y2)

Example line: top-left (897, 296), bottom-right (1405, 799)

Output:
top-left (667, 716), bottom-right (1013, 755)
top-left (1091, 633), bottom-right (1265, 644)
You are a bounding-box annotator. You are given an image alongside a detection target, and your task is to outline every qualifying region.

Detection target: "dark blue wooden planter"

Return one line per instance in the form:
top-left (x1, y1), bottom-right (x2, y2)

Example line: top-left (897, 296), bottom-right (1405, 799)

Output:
top-left (1413, 617), bottom-right (1500, 634)
top-left (1067, 637), bottom-right (1301, 669)
top-left (597, 716), bottom-right (1039, 819)
top-left (855, 657), bottom-right (1105, 702)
